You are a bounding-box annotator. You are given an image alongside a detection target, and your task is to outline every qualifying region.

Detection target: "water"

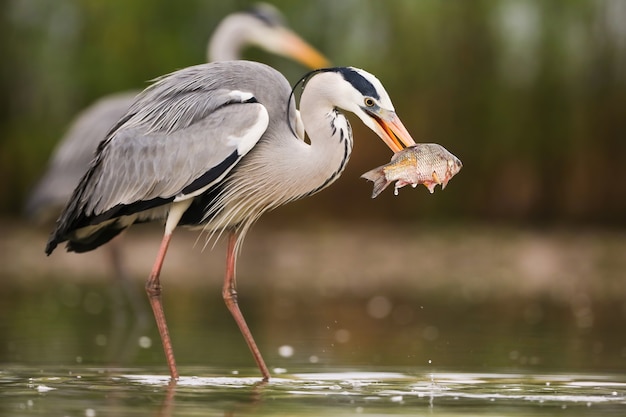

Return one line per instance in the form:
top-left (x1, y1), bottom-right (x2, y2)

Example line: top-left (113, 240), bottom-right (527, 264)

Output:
top-left (2, 367), bottom-right (625, 416)
top-left (2, 281), bottom-right (625, 372)
top-left (2, 225), bottom-right (626, 415)
top-left (2, 281), bottom-right (625, 416)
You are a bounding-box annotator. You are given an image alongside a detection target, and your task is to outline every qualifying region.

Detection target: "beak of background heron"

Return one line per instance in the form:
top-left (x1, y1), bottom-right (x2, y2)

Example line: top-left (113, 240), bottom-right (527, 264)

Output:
top-left (274, 28), bottom-right (330, 69)
top-left (372, 111), bottom-right (417, 153)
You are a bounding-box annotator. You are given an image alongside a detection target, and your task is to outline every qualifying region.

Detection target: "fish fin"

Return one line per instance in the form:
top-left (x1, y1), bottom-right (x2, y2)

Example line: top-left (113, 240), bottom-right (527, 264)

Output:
top-left (361, 167), bottom-right (391, 199)
top-left (423, 181), bottom-right (437, 194)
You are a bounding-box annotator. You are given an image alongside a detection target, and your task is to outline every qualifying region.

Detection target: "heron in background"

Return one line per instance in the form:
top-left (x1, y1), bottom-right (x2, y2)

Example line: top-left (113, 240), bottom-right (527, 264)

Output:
top-left (25, 4), bottom-right (328, 361)
top-left (45, 61), bottom-right (417, 381)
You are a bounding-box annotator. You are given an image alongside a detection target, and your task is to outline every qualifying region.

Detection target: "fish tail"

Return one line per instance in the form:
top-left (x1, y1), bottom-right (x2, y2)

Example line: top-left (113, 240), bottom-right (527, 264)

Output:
top-left (361, 167), bottom-right (390, 198)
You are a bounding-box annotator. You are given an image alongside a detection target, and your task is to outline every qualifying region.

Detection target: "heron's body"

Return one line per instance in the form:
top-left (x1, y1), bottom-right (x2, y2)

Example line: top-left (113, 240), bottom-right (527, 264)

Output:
top-left (46, 61), bottom-right (416, 381)
top-left (46, 61), bottom-right (351, 253)
top-left (30, 5), bottom-right (329, 379)
top-left (25, 4), bottom-right (327, 223)
top-left (46, 63), bottom-right (339, 253)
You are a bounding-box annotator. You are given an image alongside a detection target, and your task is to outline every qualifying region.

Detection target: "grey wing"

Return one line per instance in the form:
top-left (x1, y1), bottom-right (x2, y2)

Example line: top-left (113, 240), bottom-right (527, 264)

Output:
top-left (24, 91), bottom-right (137, 221)
top-left (83, 89), bottom-right (269, 218)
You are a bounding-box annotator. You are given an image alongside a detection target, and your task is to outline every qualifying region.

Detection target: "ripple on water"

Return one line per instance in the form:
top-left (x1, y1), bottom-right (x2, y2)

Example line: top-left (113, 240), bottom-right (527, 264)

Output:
top-left (2, 368), bottom-right (625, 416)
top-left (121, 370), bottom-right (626, 406)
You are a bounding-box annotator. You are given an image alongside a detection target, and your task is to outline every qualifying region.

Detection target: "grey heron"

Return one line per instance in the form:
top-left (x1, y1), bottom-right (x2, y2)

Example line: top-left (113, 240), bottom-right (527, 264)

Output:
top-left (25, 3), bottom-right (328, 222)
top-left (25, 4), bottom-right (327, 362)
top-left (45, 61), bottom-right (416, 381)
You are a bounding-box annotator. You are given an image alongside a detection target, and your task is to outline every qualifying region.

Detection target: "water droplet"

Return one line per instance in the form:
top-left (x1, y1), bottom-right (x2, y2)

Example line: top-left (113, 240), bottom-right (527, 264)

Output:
top-left (278, 345), bottom-right (294, 358)
top-left (138, 336), bottom-right (152, 349)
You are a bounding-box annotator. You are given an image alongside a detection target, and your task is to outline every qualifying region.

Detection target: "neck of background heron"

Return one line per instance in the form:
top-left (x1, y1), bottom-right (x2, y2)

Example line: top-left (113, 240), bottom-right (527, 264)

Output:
top-left (207, 16), bottom-right (248, 62)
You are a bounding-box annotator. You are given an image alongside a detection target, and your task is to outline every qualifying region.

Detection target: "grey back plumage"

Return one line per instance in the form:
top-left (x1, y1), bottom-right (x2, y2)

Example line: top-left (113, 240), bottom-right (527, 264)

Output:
top-left (28, 4), bottom-right (320, 227)
top-left (46, 61), bottom-right (296, 254)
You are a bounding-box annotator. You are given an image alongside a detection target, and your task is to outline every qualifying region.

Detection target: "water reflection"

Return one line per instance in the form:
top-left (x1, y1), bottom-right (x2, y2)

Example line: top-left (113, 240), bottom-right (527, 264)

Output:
top-left (1, 279), bottom-right (625, 374)
top-left (3, 224), bottom-right (626, 414)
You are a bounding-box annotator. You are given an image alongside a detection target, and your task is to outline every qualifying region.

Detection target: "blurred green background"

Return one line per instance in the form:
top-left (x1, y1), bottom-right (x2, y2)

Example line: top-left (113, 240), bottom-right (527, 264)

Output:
top-left (1, 0), bottom-right (625, 378)
top-left (2, 0), bottom-right (625, 226)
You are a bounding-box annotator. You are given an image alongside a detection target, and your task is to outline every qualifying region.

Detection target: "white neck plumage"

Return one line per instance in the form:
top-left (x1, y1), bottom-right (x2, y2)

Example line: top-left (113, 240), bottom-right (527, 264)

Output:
top-left (296, 78), bottom-right (354, 198)
top-left (199, 71), bottom-right (356, 253)
top-left (207, 15), bottom-right (250, 61)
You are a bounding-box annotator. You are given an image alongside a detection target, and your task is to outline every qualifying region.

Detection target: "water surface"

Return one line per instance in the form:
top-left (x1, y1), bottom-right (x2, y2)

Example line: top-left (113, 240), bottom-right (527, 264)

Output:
top-left (2, 367), bottom-right (625, 416)
top-left (3, 225), bottom-right (625, 415)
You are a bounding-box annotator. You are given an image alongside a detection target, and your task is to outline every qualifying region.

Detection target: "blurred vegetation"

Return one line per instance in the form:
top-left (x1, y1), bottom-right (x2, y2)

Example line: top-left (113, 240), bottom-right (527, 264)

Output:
top-left (1, 0), bottom-right (625, 226)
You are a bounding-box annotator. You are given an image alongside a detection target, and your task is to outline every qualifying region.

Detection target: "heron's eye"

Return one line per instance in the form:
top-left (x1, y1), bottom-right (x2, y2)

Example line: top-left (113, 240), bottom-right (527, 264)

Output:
top-left (364, 97), bottom-right (376, 107)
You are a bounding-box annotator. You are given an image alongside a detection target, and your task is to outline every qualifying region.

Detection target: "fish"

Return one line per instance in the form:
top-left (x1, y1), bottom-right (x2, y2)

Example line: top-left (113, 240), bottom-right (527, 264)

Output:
top-left (361, 143), bottom-right (462, 198)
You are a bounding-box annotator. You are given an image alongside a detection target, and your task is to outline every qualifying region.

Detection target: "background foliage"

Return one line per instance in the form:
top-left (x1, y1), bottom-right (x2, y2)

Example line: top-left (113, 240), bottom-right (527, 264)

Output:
top-left (1, 0), bottom-right (625, 226)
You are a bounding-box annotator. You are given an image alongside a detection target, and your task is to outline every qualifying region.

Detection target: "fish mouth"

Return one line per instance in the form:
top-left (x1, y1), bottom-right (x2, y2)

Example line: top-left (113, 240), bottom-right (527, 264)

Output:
top-left (371, 111), bottom-right (416, 153)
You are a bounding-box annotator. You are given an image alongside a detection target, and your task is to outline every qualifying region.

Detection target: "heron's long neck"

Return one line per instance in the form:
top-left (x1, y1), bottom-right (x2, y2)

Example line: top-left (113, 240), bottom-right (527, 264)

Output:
top-left (297, 90), bottom-right (354, 197)
top-left (207, 17), bottom-right (247, 61)
top-left (197, 81), bottom-right (354, 254)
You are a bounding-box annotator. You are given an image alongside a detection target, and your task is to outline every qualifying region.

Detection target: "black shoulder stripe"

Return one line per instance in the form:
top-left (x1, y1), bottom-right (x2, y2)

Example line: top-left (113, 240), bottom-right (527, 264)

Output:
top-left (66, 152), bottom-right (239, 229)
top-left (89, 195), bottom-right (174, 226)
top-left (180, 150), bottom-right (239, 195)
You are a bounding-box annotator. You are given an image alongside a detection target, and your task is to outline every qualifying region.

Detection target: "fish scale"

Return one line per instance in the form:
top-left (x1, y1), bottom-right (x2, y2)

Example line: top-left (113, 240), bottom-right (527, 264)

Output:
top-left (361, 143), bottom-right (462, 198)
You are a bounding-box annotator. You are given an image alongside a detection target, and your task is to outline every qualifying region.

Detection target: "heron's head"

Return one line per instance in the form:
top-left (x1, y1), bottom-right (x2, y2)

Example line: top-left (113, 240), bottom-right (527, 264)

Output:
top-left (301, 67), bottom-right (417, 152)
top-left (209, 3), bottom-right (329, 69)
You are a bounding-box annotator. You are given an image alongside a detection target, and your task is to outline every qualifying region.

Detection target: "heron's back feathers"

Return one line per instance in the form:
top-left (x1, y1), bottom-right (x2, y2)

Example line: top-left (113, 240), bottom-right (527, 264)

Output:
top-left (46, 61), bottom-right (287, 255)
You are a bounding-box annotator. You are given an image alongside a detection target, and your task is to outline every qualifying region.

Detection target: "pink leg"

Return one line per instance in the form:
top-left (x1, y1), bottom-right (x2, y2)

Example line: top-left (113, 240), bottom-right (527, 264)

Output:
top-left (222, 231), bottom-right (270, 381)
top-left (145, 231), bottom-right (179, 380)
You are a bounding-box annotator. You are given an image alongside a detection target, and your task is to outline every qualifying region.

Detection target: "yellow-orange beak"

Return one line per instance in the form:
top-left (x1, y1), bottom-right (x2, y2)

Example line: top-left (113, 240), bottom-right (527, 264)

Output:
top-left (274, 28), bottom-right (330, 69)
top-left (372, 111), bottom-right (417, 153)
